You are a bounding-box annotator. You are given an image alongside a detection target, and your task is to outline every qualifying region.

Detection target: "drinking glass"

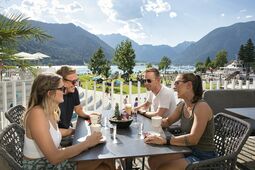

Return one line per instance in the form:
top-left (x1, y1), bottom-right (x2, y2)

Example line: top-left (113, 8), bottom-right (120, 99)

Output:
top-left (113, 124), bottom-right (117, 143)
top-left (133, 110), bottom-right (138, 122)
top-left (138, 122), bottom-right (144, 135)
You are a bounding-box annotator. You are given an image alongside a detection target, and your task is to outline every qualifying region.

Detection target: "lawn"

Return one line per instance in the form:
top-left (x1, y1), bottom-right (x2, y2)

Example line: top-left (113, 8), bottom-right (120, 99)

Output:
top-left (78, 74), bottom-right (147, 94)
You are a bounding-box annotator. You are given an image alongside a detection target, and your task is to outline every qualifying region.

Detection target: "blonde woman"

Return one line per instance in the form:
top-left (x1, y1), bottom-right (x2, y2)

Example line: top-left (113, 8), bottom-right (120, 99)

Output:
top-left (23, 73), bottom-right (115, 170)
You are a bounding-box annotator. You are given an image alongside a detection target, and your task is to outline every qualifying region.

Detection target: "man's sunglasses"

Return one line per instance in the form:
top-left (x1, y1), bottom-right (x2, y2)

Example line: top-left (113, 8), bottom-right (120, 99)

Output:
top-left (142, 79), bottom-right (152, 83)
top-left (64, 78), bottom-right (79, 85)
top-left (51, 86), bottom-right (66, 93)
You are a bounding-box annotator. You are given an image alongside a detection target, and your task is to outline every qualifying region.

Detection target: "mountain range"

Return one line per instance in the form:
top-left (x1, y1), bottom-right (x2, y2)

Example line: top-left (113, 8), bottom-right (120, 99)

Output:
top-left (19, 21), bottom-right (114, 65)
top-left (16, 19), bottom-right (255, 65)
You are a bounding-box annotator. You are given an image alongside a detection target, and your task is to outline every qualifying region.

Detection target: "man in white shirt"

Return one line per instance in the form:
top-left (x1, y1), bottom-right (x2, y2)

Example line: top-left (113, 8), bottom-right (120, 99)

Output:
top-left (135, 67), bottom-right (176, 118)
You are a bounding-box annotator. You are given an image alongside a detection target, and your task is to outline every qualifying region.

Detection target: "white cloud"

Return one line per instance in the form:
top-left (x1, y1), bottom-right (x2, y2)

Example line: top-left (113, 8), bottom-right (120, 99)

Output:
top-left (169, 11), bottom-right (177, 18)
top-left (68, 2), bottom-right (83, 12)
top-left (221, 13), bottom-right (225, 17)
top-left (245, 15), bottom-right (253, 18)
top-left (119, 20), bottom-right (147, 42)
top-left (3, 0), bottom-right (84, 23)
top-left (98, 0), bottom-right (143, 21)
top-left (97, 0), bottom-right (117, 21)
top-left (240, 9), bottom-right (246, 13)
top-left (144, 0), bottom-right (171, 16)
top-left (237, 16), bottom-right (241, 20)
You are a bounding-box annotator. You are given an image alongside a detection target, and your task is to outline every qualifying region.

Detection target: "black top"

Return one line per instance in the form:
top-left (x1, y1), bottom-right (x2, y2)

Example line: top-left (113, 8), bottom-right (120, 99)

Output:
top-left (58, 87), bottom-right (80, 129)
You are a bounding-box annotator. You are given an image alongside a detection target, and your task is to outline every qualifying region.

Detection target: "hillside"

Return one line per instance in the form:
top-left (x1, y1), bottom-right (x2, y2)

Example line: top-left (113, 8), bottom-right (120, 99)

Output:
top-left (175, 21), bottom-right (255, 64)
top-left (12, 18), bottom-right (255, 65)
top-left (18, 20), bottom-right (114, 65)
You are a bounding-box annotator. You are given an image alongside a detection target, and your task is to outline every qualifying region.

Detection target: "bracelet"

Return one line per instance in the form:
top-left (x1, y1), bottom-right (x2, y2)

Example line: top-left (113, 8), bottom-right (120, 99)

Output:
top-left (166, 135), bottom-right (172, 145)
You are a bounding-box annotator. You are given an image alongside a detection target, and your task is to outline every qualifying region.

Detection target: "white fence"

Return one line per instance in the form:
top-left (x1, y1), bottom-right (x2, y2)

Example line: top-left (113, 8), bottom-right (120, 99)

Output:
top-left (1, 79), bottom-right (255, 130)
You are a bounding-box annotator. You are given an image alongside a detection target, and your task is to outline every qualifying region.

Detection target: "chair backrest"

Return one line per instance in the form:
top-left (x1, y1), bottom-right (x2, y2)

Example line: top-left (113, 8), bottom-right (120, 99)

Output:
top-left (5, 105), bottom-right (26, 126)
top-left (203, 89), bottom-right (255, 115)
top-left (0, 123), bottom-right (24, 170)
top-left (214, 113), bottom-right (251, 158)
top-left (186, 113), bottom-right (252, 170)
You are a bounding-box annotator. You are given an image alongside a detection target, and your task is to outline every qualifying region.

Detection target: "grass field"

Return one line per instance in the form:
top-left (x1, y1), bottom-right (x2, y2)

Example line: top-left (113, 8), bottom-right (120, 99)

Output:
top-left (78, 74), bottom-right (147, 94)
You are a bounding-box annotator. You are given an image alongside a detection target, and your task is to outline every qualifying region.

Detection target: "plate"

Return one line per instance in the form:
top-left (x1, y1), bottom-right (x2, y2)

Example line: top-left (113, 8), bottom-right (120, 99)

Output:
top-left (77, 135), bottom-right (106, 143)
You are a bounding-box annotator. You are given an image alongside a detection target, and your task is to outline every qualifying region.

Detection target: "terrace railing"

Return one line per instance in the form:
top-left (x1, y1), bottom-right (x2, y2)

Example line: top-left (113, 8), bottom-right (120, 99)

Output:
top-left (1, 79), bottom-right (255, 130)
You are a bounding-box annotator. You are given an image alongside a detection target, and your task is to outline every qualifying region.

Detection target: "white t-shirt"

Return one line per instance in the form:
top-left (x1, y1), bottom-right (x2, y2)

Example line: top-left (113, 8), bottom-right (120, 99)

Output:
top-left (147, 85), bottom-right (176, 118)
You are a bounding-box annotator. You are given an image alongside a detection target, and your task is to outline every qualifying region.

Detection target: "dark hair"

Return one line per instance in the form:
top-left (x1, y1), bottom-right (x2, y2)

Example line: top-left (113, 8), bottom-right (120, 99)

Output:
top-left (181, 73), bottom-right (203, 103)
top-left (144, 67), bottom-right (160, 78)
top-left (56, 65), bottom-right (76, 79)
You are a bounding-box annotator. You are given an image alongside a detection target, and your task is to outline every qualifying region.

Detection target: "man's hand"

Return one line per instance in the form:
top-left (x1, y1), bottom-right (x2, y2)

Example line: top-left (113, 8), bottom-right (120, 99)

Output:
top-left (60, 128), bottom-right (75, 137)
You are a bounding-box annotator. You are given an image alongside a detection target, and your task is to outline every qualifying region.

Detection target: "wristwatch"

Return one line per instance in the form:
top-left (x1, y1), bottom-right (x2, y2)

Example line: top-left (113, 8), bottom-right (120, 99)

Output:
top-left (166, 135), bottom-right (172, 145)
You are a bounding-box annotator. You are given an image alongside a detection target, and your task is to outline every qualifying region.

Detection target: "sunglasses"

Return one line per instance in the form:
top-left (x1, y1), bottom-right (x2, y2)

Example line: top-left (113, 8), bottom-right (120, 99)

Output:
top-left (174, 80), bottom-right (188, 85)
top-left (64, 78), bottom-right (79, 85)
top-left (52, 86), bottom-right (66, 93)
top-left (142, 79), bottom-right (152, 83)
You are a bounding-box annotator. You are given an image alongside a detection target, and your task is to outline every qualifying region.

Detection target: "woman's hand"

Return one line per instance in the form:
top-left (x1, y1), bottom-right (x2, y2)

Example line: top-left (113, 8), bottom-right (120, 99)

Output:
top-left (144, 134), bottom-right (166, 145)
top-left (85, 131), bottom-right (102, 148)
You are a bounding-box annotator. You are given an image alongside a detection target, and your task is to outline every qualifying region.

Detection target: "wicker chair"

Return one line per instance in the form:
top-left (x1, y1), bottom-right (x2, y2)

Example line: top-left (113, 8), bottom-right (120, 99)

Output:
top-left (0, 123), bottom-right (24, 170)
top-left (185, 113), bottom-right (252, 170)
top-left (5, 105), bottom-right (26, 126)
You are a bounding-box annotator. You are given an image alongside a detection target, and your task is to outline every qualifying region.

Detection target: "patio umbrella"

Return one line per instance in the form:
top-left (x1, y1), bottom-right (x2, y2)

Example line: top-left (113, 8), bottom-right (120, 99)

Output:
top-left (14, 52), bottom-right (40, 60)
top-left (32, 52), bottom-right (50, 59)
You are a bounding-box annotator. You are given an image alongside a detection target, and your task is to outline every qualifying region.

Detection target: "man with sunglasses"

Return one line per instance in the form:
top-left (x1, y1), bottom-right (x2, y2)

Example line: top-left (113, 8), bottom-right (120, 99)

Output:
top-left (135, 67), bottom-right (176, 118)
top-left (56, 66), bottom-right (91, 142)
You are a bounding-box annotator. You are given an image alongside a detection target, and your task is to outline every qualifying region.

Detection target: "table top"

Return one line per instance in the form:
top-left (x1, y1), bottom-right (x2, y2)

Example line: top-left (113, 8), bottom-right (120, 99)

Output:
top-left (71, 110), bottom-right (190, 161)
top-left (225, 107), bottom-right (255, 120)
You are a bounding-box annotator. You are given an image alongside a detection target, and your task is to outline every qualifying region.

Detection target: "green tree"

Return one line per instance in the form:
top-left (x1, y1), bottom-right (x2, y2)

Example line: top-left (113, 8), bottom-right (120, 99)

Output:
top-left (238, 39), bottom-right (255, 73)
top-left (158, 56), bottom-right (171, 74)
top-left (101, 60), bottom-right (111, 78)
top-left (205, 56), bottom-right (211, 68)
top-left (207, 61), bottom-right (216, 69)
top-left (238, 44), bottom-right (246, 61)
top-left (112, 39), bottom-right (136, 82)
top-left (146, 63), bottom-right (152, 68)
top-left (88, 47), bottom-right (110, 76)
top-left (195, 62), bottom-right (206, 73)
top-left (244, 38), bottom-right (255, 63)
top-left (0, 13), bottom-right (51, 64)
top-left (214, 50), bottom-right (228, 68)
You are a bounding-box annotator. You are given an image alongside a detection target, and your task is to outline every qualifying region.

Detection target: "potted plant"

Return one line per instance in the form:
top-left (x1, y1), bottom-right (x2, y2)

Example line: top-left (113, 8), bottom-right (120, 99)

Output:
top-left (109, 103), bottom-right (133, 128)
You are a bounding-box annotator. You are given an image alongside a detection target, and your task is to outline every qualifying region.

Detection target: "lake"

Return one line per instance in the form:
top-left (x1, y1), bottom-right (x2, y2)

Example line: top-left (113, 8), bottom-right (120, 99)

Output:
top-left (39, 64), bottom-right (195, 75)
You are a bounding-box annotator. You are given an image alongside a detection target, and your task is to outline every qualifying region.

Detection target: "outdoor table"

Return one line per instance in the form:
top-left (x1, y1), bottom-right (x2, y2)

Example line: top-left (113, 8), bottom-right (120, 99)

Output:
top-left (70, 110), bottom-right (191, 170)
top-left (225, 107), bottom-right (255, 120)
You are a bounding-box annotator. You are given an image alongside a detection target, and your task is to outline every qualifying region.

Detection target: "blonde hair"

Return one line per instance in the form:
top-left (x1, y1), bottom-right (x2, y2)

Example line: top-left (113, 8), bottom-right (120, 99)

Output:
top-left (23, 73), bottom-right (62, 125)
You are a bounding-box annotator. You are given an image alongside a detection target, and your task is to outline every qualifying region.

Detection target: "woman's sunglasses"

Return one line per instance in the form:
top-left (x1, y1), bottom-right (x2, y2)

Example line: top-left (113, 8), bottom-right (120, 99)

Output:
top-left (52, 86), bottom-right (66, 93)
top-left (174, 80), bottom-right (188, 85)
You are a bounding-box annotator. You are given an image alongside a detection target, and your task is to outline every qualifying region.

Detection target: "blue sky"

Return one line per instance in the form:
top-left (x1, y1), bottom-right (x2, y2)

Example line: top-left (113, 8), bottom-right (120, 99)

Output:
top-left (1, 0), bottom-right (255, 47)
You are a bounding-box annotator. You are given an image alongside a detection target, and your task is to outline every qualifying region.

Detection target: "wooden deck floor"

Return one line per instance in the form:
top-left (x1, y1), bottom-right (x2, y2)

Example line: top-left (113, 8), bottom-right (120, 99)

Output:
top-left (237, 136), bottom-right (255, 170)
